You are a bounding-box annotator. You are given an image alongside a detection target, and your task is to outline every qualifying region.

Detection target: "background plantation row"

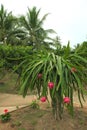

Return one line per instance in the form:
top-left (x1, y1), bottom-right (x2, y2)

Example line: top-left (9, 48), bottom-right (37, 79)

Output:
top-left (0, 42), bottom-right (87, 72)
top-left (0, 45), bottom-right (32, 70)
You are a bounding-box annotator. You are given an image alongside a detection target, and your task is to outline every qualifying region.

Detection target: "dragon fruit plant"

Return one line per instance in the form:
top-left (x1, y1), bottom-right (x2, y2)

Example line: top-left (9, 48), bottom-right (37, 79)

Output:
top-left (18, 43), bottom-right (87, 120)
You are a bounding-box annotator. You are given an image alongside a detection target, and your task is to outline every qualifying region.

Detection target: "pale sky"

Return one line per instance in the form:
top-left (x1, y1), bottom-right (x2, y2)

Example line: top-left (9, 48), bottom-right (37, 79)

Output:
top-left (0, 0), bottom-right (87, 47)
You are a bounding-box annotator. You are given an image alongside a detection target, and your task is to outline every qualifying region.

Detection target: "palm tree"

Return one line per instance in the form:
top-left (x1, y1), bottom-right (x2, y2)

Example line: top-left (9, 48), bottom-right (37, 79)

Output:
top-left (19, 6), bottom-right (55, 49)
top-left (0, 4), bottom-right (20, 45)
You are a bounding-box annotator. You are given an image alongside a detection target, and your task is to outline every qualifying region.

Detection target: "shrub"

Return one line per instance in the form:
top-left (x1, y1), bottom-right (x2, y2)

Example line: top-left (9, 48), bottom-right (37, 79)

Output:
top-left (0, 45), bottom-right (32, 71)
top-left (0, 109), bottom-right (11, 122)
top-left (30, 100), bottom-right (39, 109)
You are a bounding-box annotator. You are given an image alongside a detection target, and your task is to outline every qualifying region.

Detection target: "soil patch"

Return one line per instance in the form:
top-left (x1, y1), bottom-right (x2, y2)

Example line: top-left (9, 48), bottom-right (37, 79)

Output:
top-left (0, 106), bottom-right (87, 130)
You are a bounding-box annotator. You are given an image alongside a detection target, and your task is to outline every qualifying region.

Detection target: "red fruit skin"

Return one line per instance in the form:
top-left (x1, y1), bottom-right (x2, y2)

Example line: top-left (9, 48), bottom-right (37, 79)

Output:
top-left (38, 73), bottom-right (42, 78)
top-left (40, 97), bottom-right (46, 102)
top-left (71, 67), bottom-right (77, 72)
top-left (48, 82), bottom-right (54, 89)
top-left (63, 97), bottom-right (70, 104)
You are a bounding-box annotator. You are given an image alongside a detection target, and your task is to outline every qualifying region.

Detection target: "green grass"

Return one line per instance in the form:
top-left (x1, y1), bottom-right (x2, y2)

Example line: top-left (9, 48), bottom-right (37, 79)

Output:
top-left (0, 70), bottom-right (39, 95)
top-left (18, 128), bottom-right (26, 130)
top-left (22, 109), bottom-right (46, 120)
top-left (0, 70), bottom-right (19, 94)
top-left (12, 120), bottom-right (22, 126)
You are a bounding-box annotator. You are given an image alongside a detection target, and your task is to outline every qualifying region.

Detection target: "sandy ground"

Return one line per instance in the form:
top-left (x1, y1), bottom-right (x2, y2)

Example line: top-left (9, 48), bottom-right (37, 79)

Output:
top-left (0, 92), bottom-right (87, 114)
top-left (0, 93), bottom-right (37, 114)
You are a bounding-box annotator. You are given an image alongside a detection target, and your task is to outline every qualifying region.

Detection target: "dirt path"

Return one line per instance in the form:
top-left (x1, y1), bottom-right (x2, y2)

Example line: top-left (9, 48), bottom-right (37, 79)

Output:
top-left (0, 92), bottom-right (87, 114)
top-left (0, 93), bottom-right (37, 114)
top-left (0, 93), bottom-right (37, 106)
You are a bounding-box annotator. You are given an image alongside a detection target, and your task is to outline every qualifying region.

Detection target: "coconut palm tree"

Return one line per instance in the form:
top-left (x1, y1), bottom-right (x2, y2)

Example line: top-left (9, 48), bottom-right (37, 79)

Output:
top-left (19, 6), bottom-right (55, 49)
top-left (0, 4), bottom-right (20, 45)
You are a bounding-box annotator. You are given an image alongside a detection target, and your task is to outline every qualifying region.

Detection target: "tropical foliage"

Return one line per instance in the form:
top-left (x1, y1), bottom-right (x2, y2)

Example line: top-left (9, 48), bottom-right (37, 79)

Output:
top-left (0, 44), bottom-right (32, 71)
top-left (0, 4), bottom-right (87, 121)
top-left (17, 43), bottom-right (87, 120)
top-left (0, 4), bottom-right (20, 45)
top-left (18, 6), bottom-right (55, 49)
top-left (0, 5), bottom-right (55, 47)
